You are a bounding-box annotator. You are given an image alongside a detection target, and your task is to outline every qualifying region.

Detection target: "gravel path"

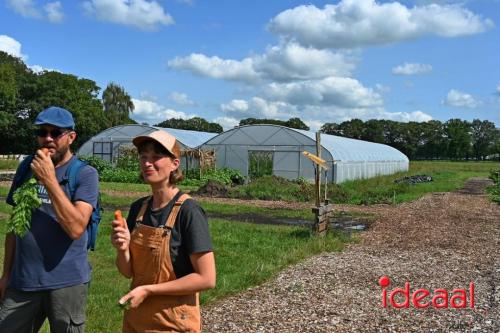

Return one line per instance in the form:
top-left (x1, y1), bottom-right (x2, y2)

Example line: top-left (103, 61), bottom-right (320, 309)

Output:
top-left (202, 179), bottom-right (500, 332)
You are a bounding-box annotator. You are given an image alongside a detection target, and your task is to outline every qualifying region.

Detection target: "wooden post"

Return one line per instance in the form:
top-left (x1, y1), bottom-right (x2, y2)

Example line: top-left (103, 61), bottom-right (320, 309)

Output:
top-left (315, 131), bottom-right (321, 207)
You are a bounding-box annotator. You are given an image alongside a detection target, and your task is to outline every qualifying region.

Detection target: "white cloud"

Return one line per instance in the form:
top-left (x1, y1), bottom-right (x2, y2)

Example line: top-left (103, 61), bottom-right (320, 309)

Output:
top-left (6, 0), bottom-right (41, 19)
top-left (265, 77), bottom-right (383, 109)
top-left (220, 99), bottom-right (249, 113)
top-left (375, 84), bottom-right (391, 94)
top-left (212, 116), bottom-right (239, 130)
top-left (139, 91), bottom-right (158, 101)
top-left (131, 99), bottom-right (192, 125)
top-left (392, 63), bottom-right (432, 75)
top-left (268, 0), bottom-right (494, 49)
top-left (168, 42), bottom-right (356, 83)
top-left (44, 2), bottom-right (64, 23)
top-left (168, 54), bottom-right (258, 83)
top-left (29, 64), bottom-right (59, 73)
top-left (443, 89), bottom-right (480, 108)
top-left (496, 85), bottom-right (500, 95)
top-left (0, 35), bottom-right (59, 71)
top-left (0, 35), bottom-right (27, 60)
top-left (382, 110), bottom-right (433, 122)
top-left (301, 105), bottom-right (433, 124)
top-left (218, 95), bottom-right (433, 127)
top-left (253, 42), bottom-right (355, 81)
top-left (168, 92), bottom-right (195, 106)
top-left (221, 97), bottom-right (297, 119)
top-left (7, 0), bottom-right (64, 22)
top-left (83, 0), bottom-right (174, 30)
top-left (304, 119), bottom-right (323, 131)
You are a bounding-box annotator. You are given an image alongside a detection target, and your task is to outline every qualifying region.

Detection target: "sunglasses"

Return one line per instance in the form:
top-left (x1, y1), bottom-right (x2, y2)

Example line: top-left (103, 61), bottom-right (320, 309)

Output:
top-left (34, 128), bottom-right (71, 139)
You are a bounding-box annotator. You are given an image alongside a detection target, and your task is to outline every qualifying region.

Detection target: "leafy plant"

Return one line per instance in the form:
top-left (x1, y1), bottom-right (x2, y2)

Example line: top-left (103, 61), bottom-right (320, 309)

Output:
top-left (79, 155), bottom-right (113, 175)
top-left (8, 178), bottom-right (41, 236)
top-left (200, 168), bottom-right (244, 186)
top-left (115, 146), bottom-right (139, 171)
top-left (487, 169), bottom-right (500, 203)
top-left (248, 151), bottom-right (273, 179)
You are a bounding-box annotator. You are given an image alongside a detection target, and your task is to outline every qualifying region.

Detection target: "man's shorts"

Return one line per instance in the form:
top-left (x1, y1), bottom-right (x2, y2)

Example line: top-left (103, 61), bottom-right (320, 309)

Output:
top-left (0, 283), bottom-right (88, 333)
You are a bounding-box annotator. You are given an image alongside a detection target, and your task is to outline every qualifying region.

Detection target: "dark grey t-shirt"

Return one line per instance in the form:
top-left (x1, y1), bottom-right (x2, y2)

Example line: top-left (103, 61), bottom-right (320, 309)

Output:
top-left (126, 191), bottom-right (213, 278)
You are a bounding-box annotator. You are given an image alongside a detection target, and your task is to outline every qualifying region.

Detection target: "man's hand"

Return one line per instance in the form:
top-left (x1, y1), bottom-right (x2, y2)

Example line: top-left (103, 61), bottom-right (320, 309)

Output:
top-left (31, 148), bottom-right (56, 186)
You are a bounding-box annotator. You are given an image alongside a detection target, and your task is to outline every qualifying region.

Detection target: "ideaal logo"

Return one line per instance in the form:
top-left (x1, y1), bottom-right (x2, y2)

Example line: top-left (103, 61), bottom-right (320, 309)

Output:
top-left (379, 276), bottom-right (475, 309)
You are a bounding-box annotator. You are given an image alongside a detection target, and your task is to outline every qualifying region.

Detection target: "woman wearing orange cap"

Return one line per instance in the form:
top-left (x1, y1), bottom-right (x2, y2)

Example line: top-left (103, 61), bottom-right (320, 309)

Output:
top-left (111, 130), bottom-right (216, 332)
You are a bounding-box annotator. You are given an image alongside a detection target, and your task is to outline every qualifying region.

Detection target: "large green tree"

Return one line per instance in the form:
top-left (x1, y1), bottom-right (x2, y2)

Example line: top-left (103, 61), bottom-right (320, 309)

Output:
top-left (418, 120), bottom-right (445, 159)
top-left (338, 119), bottom-right (364, 139)
top-left (470, 119), bottom-right (497, 160)
top-left (361, 119), bottom-right (385, 143)
top-left (444, 119), bottom-right (472, 160)
top-left (490, 129), bottom-right (500, 161)
top-left (102, 82), bottom-right (135, 127)
top-left (0, 51), bottom-right (107, 153)
top-left (320, 122), bottom-right (341, 136)
top-left (239, 117), bottom-right (309, 130)
top-left (155, 117), bottom-right (223, 133)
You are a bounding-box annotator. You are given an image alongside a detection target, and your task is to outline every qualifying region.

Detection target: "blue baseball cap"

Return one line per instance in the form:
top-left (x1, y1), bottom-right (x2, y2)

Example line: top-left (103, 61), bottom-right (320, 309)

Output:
top-left (34, 106), bottom-right (75, 129)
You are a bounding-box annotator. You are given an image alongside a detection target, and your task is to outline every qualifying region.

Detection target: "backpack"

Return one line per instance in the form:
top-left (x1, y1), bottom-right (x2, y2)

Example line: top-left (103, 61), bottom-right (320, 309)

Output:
top-left (8, 155), bottom-right (102, 251)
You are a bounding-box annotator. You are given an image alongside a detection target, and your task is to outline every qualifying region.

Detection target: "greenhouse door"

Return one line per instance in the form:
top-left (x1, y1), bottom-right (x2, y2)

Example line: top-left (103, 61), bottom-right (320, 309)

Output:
top-left (248, 151), bottom-right (273, 179)
top-left (93, 142), bottom-right (112, 162)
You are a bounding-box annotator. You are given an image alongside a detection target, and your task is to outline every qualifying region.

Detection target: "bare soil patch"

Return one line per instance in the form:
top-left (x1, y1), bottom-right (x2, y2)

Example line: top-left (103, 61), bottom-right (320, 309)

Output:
top-left (455, 177), bottom-right (494, 195)
top-left (202, 178), bottom-right (500, 332)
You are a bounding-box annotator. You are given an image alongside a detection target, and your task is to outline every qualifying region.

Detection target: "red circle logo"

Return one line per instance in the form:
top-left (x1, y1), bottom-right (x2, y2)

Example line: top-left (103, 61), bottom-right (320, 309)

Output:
top-left (379, 275), bottom-right (390, 288)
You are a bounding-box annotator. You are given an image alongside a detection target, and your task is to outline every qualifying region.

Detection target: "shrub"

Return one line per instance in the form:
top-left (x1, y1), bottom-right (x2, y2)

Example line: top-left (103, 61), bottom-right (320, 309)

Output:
top-left (200, 168), bottom-right (245, 186)
top-left (487, 169), bottom-right (500, 203)
top-left (230, 175), bottom-right (305, 201)
top-left (115, 146), bottom-right (139, 171)
top-left (79, 155), bottom-right (113, 175)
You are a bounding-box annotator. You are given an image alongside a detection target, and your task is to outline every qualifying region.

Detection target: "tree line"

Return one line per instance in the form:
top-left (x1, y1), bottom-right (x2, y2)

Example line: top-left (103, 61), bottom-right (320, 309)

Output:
top-left (0, 51), bottom-right (135, 154)
top-left (321, 119), bottom-right (500, 160)
top-left (1, 51), bottom-right (498, 160)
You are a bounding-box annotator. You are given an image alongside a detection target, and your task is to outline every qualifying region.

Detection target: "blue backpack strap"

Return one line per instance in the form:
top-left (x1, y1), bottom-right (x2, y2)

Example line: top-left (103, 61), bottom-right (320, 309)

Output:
top-left (63, 157), bottom-right (101, 251)
top-left (6, 155), bottom-right (35, 206)
top-left (63, 157), bottom-right (86, 200)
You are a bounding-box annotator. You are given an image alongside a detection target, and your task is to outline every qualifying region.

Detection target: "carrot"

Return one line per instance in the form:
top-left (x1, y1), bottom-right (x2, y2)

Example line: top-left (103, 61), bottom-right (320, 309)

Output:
top-left (40, 148), bottom-right (50, 156)
top-left (114, 210), bottom-right (125, 227)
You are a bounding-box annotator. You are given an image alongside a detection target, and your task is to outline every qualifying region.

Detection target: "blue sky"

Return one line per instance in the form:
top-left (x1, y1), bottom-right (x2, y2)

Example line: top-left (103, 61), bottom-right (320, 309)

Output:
top-left (1, 0), bottom-right (499, 130)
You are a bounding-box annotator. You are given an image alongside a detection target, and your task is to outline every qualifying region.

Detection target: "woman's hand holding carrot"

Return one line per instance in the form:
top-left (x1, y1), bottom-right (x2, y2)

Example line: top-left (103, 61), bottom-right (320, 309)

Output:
top-left (111, 210), bottom-right (130, 251)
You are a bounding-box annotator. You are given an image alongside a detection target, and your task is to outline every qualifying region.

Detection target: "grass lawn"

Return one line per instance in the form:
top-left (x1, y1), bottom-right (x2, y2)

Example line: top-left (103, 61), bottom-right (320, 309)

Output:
top-left (0, 160), bottom-right (19, 170)
top-left (327, 160), bottom-right (500, 204)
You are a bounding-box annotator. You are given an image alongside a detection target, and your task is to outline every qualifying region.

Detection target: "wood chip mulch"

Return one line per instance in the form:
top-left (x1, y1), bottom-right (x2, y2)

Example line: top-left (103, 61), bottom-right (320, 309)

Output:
top-left (201, 179), bottom-right (500, 333)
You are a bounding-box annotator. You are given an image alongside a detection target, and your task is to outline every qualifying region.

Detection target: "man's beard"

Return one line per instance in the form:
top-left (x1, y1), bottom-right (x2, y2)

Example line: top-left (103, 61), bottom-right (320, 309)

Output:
top-left (50, 145), bottom-right (70, 165)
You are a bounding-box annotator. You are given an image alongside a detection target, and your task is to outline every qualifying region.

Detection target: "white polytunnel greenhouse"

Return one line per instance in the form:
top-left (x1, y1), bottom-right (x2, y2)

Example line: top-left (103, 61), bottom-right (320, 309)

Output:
top-left (199, 124), bottom-right (409, 183)
top-left (77, 124), bottom-right (218, 169)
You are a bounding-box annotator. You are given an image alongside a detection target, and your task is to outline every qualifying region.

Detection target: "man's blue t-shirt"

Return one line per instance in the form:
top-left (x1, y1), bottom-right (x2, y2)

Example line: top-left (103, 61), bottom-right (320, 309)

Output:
top-left (6, 155), bottom-right (99, 291)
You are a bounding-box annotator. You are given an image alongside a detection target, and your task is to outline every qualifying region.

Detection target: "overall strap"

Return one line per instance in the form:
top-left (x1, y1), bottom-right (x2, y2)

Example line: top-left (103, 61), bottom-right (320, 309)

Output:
top-left (165, 194), bottom-right (191, 229)
top-left (135, 196), bottom-right (151, 225)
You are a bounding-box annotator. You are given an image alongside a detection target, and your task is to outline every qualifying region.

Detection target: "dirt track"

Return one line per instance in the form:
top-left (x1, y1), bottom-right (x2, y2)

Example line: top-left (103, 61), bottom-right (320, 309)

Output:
top-left (202, 178), bottom-right (500, 332)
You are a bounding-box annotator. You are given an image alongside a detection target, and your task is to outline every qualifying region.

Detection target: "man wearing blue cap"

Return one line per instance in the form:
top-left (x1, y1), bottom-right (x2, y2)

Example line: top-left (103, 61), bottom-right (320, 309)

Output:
top-left (0, 106), bottom-right (99, 332)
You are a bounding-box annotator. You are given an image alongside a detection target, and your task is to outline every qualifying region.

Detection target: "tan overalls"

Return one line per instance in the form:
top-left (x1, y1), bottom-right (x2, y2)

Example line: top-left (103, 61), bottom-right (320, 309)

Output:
top-left (123, 194), bottom-right (201, 333)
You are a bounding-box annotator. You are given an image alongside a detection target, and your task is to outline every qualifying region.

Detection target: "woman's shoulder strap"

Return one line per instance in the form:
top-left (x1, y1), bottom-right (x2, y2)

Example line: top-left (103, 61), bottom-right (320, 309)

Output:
top-left (165, 193), bottom-right (192, 229)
